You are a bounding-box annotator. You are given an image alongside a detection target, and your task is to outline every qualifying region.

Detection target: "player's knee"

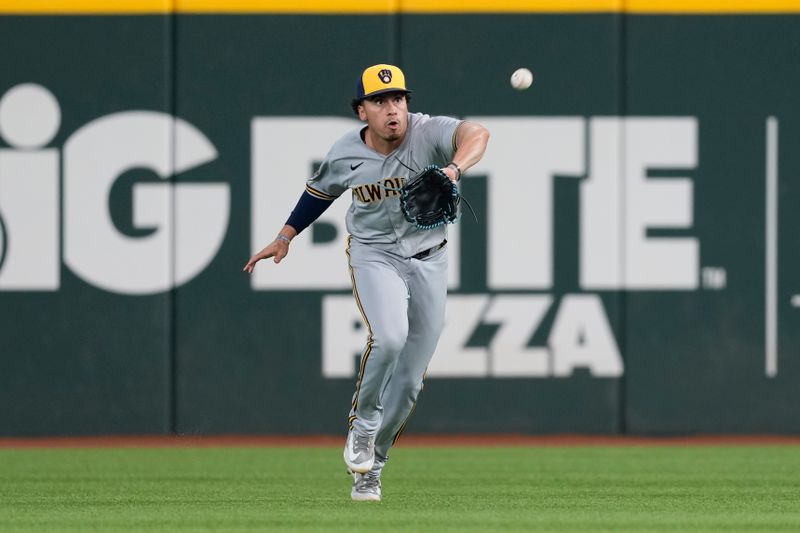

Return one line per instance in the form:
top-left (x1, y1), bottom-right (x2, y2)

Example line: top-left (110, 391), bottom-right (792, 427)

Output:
top-left (404, 379), bottom-right (424, 402)
top-left (371, 329), bottom-right (408, 358)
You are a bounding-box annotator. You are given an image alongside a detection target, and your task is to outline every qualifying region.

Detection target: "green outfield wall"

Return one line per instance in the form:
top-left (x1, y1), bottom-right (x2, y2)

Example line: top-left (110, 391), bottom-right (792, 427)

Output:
top-left (1, 6), bottom-right (799, 436)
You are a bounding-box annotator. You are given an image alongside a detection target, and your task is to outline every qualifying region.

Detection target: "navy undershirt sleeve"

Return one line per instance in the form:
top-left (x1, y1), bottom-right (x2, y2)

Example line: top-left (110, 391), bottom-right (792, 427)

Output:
top-left (285, 191), bottom-right (335, 234)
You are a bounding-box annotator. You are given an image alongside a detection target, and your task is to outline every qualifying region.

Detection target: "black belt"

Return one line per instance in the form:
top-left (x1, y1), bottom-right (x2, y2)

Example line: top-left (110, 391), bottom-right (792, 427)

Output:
top-left (411, 239), bottom-right (447, 260)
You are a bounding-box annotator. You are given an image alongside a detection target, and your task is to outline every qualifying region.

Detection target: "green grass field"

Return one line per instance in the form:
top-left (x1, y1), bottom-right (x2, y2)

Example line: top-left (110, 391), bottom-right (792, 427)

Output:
top-left (1, 445), bottom-right (799, 532)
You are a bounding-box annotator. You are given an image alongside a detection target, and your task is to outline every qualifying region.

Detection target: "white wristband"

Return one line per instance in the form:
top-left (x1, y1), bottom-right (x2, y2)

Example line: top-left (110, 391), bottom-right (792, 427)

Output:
top-left (276, 234), bottom-right (291, 245)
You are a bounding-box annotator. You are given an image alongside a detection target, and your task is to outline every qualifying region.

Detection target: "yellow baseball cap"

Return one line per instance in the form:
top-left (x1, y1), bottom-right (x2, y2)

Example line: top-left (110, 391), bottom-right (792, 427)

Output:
top-left (355, 64), bottom-right (411, 100)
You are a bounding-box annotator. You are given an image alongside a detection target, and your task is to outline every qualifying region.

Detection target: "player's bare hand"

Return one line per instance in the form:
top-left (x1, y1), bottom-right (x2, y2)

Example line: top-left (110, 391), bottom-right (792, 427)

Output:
top-left (442, 165), bottom-right (459, 183)
top-left (243, 239), bottom-right (290, 273)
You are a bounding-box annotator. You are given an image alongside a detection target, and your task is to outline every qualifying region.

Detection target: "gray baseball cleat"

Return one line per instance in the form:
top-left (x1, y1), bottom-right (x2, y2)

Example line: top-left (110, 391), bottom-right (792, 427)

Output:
top-left (351, 471), bottom-right (381, 502)
top-left (343, 430), bottom-right (375, 473)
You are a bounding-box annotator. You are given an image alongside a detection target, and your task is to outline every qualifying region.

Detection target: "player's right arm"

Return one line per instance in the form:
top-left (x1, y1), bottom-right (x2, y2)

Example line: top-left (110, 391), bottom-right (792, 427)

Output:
top-left (243, 144), bottom-right (349, 273)
top-left (242, 187), bottom-right (337, 272)
top-left (243, 224), bottom-right (298, 272)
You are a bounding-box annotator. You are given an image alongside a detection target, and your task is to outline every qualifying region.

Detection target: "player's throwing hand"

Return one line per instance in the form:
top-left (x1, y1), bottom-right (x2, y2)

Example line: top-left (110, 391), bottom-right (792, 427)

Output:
top-left (243, 227), bottom-right (296, 272)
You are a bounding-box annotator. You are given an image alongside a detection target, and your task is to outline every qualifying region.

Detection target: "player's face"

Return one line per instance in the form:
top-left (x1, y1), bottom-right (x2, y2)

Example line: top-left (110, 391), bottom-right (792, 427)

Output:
top-left (359, 92), bottom-right (409, 143)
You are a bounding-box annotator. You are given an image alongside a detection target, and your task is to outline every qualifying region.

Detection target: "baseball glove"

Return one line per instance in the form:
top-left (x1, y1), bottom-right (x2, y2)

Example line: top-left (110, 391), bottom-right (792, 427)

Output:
top-left (399, 165), bottom-right (461, 230)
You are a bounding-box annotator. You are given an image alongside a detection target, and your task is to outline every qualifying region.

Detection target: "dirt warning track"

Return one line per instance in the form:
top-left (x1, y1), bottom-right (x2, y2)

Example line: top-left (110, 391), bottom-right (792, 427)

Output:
top-left (1, 434), bottom-right (799, 448)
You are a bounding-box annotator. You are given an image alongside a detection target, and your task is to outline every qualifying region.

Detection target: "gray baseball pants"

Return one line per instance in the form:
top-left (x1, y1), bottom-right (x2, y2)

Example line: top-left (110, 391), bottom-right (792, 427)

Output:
top-left (345, 237), bottom-right (448, 469)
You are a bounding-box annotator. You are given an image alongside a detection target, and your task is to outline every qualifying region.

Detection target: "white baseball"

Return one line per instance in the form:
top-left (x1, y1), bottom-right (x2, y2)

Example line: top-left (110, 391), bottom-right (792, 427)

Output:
top-left (510, 68), bottom-right (533, 90)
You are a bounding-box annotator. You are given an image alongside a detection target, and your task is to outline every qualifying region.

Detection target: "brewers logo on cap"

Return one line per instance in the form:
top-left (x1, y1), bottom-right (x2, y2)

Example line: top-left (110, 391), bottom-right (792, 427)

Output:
top-left (355, 64), bottom-right (411, 100)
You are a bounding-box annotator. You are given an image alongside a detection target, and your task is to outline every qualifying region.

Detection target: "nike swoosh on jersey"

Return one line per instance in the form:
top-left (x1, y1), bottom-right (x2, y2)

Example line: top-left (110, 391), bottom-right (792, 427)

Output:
top-left (350, 162), bottom-right (364, 171)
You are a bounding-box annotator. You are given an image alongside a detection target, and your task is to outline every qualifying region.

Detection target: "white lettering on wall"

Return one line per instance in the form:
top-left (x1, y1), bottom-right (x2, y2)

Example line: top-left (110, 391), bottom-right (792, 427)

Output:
top-left (624, 117), bottom-right (698, 289)
top-left (485, 295), bottom-right (552, 377)
top-left (467, 116), bottom-right (699, 291)
top-left (64, 112), bottom-right (228, 294)
top-left (322, 294), bottom-right (623, 379)
top-left (467, 118), bottom-right (585, 290)
top-left (0, 83), bottom-right (230, 295)
top-left (0, 84), bottom-right (60, 289)
top-left (0, 85), bottom-right (699, 305)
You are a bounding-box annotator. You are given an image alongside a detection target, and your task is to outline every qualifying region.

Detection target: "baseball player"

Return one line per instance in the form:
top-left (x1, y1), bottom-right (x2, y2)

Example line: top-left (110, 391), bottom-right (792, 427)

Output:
top-left (244, 64), bottom-right (489, 501)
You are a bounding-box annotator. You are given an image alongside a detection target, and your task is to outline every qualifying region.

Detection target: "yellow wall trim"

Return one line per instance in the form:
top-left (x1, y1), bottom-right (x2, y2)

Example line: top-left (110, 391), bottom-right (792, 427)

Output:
top-left (2, 0), bottom-right (800, 14)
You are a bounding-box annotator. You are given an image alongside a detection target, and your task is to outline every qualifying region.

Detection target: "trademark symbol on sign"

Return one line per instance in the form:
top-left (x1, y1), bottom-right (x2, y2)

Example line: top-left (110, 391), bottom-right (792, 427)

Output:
top-left (701, 267), bottom-right (727, 289)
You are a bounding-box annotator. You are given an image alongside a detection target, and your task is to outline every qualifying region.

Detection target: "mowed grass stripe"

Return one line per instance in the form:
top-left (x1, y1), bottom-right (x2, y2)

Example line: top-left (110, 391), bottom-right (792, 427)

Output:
top-left (0, 446), bottom-right (799, 532)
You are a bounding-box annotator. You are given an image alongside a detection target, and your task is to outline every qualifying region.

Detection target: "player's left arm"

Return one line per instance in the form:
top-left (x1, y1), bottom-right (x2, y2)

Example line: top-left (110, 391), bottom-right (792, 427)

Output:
top-left (442, 121), bottom-right (490, 183)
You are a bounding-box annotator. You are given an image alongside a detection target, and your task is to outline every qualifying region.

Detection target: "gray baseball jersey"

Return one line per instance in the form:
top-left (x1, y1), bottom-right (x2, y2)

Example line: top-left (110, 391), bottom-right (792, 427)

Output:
top-left (305, 112), bottom-right (462, 258)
